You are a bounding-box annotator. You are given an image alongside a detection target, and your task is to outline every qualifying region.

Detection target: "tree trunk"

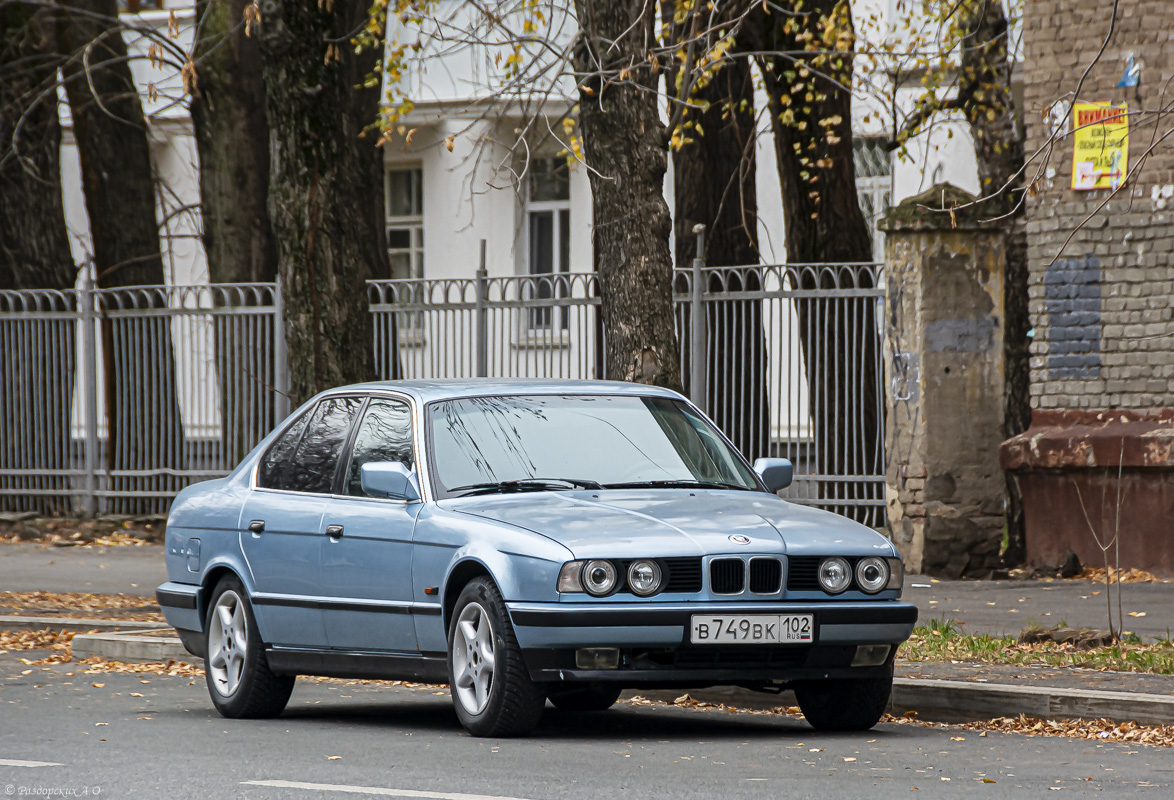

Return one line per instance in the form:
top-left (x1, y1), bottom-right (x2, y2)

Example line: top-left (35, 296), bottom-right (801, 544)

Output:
top-left (0, 3), bottom-right (77, 513)
top-left (572, 0), bottom-right (680, 391)
top-left (190, 0), bottom-right (280, 461)
top-left (956, 0), bottom-right (1029, 564)
top-left (751, 1), bottom-right (883, 522)
top-left (60, 0), bottom-right (185, 514)
top-left (665, 39), bottom-right (769, 458)
top-left (254, 0), bottom-right (385, 406)
top-left (191, 0), bottom-right (275, 286)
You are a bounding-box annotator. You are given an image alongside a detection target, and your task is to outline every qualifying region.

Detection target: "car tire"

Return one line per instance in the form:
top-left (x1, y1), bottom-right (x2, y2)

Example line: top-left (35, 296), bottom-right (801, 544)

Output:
top-left (547, 684), bottom-right (623, 712)
top-left (447, 577), bottom-right (546, 737)
top-left (204, 574), bottom-right (295, 719)
top-left (794, 660), bottom-right (893, 732)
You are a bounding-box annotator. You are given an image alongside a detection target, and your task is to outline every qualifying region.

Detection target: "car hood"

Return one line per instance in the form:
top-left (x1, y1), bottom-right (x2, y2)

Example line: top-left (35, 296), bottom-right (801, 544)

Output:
top-left (448, 489), bottom-right (894, 559)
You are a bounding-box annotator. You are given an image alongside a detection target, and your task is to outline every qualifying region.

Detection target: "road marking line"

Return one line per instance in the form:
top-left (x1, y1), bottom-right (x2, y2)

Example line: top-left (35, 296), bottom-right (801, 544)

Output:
top-left (241, 781), bottom-right (536, 800)
top-left (0, 759), bottom-right (64, 768)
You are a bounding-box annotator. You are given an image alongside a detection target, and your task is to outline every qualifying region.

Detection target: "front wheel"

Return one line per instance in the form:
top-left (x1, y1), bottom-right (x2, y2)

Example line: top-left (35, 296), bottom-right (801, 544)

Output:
top-left (794, 661), bottom-right (893, 732)
top-left (447, 577), bottom-right (546, 737)
top-left (547, 684), bottom-right (622, 712)
top-left (204, 575), bottom-right (295, 719)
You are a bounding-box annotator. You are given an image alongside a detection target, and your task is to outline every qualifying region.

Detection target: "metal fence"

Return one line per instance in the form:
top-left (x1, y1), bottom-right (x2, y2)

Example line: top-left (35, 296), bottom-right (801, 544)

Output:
top-left (0, 263), bottom-right (884, 523)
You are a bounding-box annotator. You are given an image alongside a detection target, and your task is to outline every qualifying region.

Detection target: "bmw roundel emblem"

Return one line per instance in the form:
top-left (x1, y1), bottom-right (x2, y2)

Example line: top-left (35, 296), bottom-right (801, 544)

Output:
top-left (729, 534), bottom-right (751, 545)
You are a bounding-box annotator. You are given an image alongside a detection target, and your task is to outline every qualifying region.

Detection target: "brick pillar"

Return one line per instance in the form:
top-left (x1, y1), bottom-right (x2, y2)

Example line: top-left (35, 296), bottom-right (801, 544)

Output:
top-left (880, 184), bottom-right (1007, 578)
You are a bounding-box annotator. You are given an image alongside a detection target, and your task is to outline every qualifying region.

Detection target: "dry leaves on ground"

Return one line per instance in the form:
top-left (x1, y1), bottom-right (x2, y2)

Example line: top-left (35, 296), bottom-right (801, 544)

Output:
top-left (77, 657), bottom-right (205, 677)
top-left (623, 696), bottom-right (1173, 748)
top-left (1, 591), bottom-right (164, 620)
top-left (1073, 566), bottom-right (1170, 584)
top-left (959, 714), bottom-right (1174, 748)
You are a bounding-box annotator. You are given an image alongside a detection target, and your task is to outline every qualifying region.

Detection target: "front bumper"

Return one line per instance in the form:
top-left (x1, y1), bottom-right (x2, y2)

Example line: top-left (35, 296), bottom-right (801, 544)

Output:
top-left (508, 600), bottom-right (917, 685)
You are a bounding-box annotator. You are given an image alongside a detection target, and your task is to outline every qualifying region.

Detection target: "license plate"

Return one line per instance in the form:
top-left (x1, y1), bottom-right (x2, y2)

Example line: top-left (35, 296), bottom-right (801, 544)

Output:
top-left (690, 614), bottom-right (813, 644)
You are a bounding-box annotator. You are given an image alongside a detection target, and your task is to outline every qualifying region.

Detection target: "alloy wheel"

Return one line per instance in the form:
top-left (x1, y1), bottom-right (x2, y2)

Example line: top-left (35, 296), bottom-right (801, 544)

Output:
top-left (207, 589), bottom-right (248, 697)
top-left (452, 601), bottom-right (496, 714)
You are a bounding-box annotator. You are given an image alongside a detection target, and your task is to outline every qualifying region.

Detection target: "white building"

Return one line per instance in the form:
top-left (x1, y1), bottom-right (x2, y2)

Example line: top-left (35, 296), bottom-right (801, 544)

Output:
top-left (58, 1), bottom-right (986, 288)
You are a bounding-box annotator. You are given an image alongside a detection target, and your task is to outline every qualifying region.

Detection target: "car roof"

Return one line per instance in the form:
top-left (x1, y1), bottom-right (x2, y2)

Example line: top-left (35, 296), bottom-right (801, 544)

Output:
top-left (332, 378), bottom-right (686, 404)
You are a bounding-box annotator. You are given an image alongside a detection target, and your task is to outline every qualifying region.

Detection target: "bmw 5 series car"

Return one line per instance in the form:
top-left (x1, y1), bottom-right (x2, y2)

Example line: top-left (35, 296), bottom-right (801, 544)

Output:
top-left (157, 379), bottom-right (916, 736)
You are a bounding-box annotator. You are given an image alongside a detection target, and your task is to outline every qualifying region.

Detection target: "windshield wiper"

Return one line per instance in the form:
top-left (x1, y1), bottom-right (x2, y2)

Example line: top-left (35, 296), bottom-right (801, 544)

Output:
top-left (600, 479), bottom-right (755, 491)
top-left (450, 477), bottom-right (602, 497)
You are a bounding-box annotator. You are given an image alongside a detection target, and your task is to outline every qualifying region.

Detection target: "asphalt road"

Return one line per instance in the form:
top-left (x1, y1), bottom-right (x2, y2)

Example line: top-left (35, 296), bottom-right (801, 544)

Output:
top-left (2, 653), bottom-right (1171, 800)
top-left (4, 542), bottom-right (1174, 639)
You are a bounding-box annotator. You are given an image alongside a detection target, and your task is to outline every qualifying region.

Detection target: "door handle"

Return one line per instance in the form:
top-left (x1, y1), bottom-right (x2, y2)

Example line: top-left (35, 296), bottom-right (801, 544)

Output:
top-left (248, 520), bottom-right (265, 534)
top-left (325, 524), bottom-right (344, 539)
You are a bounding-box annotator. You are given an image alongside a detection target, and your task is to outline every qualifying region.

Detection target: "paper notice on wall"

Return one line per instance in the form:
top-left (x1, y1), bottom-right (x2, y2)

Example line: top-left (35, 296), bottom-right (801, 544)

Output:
top-left (1071, 101), bottom-right (1129, 191)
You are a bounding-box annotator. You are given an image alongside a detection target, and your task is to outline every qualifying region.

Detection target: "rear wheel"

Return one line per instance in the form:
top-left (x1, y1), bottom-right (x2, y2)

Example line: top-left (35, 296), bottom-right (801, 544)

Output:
top-left (204, 575), bottom-right (295, 719)
top-left (447, 577), bottom-right (546, 737)
top-left (547, 684), bottom-right (623, 712)
top-left (794, 661), bottom-right (893, 732)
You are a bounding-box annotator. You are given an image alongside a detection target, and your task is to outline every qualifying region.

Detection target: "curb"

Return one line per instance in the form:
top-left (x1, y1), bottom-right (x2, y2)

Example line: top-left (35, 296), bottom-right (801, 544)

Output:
top-left (628, 678), bottom-right (1174, 728)
top-left (70, 630), bottom-right (190, 663)
top-left (0, 615), bottom-right (169, 634)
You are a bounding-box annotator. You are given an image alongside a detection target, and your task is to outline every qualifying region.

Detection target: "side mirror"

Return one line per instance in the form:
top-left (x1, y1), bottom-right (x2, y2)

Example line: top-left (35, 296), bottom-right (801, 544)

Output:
top-left (360, 462), bottom-right (421, 502)
top-left (753, 458), bottom-right (793, 493)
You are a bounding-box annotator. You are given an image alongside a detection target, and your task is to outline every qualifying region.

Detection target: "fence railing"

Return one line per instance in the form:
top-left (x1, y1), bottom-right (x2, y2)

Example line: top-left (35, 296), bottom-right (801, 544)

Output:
top-left (0, 262), bottom-right (884, 523)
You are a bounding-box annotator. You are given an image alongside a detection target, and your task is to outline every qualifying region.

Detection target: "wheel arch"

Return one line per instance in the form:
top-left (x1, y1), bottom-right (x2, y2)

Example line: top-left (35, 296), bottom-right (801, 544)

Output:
top-left (442, 558), bottom-right (496, 634)
top-left (199, 565), bottom-right (249, 633)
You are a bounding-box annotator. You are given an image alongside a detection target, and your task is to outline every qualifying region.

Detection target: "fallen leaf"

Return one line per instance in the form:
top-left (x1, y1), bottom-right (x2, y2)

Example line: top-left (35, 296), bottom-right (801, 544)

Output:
top-left (983, 778), bottom-right (997, 783)
top-left (327, 755), bottom-right (341, 760)
top-left (92, 682), bottom-right (104, 688)
top-left (95, 722), bottom-right (107, 726)
top-left (1128, 611), bottom-right (1147, 617)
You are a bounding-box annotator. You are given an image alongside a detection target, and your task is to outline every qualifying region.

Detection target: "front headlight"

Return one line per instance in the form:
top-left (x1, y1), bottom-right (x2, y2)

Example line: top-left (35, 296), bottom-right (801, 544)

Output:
top-left (627, 559), bottom-right (662, 596)
top-left (855, 557), bottom-right (890, 594)
top-left (583, 560), bottom-right (619, 596)
top-left (818, 557), bottom-right (852, 594)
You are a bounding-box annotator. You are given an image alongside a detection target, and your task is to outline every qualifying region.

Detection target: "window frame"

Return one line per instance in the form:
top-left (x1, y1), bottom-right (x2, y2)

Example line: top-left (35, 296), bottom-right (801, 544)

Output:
top-left (524, 158), bottom-right (572, 332)
top-left (251, 393), bottom-right (367, 496)
top-left (330, 390), bottom-right (425, 506)
top-left (385, 164), bottom-right (425, 282)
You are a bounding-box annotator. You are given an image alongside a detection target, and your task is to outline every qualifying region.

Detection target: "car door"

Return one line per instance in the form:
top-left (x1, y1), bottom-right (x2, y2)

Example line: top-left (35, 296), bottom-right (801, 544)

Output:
top-left (320, 394), bottom-right (422, 652)
top-left (240, 395), bottom-right (364, 648)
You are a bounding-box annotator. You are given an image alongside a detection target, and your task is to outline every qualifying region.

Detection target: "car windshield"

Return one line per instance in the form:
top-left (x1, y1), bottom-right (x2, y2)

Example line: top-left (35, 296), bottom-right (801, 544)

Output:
top-left (427, 394), bottom-right (760, 498)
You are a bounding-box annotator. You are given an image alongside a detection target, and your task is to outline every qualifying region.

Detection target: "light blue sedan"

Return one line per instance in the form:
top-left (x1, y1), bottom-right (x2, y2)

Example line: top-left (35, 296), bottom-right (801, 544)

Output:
top-left (157, 380), bottom-right (916, 736)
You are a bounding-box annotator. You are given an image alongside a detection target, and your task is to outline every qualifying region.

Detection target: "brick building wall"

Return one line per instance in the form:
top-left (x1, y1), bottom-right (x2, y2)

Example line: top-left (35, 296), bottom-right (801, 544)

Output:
top-left (1022, 0), bottom-right (1174, 411)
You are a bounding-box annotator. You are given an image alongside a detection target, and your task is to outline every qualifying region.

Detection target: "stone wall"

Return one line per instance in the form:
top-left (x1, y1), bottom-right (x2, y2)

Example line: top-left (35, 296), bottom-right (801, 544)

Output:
top-left (882, 186), bottom-right (1007, 578)
top-left (1023, 0), bottom-right (1174, 410)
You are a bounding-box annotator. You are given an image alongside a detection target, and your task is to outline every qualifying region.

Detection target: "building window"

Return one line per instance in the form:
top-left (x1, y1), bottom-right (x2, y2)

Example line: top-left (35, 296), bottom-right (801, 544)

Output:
top-left (526, 158), bottom-right (571, 330)
top-left (854, 137), bottom-right (892, 262)
top-left (386, 166), bottom-right (424, 281)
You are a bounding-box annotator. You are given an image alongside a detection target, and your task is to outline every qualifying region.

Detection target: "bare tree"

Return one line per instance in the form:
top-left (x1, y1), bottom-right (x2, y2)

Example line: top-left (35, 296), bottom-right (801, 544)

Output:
top-left (254, 0), bottom-right (387, 406)
top-left (748, 1), bottom-right (882, 521)
top-left (0, 1), bottom-right (77, 512)
top-left (58, 0), bottom-right (185, 514)
top-left (189, 0), bottom-right (280, 461)
top-left (572, 0), bottom-right (680, 389)
top-left (662, 0), bottom-right (769, 455)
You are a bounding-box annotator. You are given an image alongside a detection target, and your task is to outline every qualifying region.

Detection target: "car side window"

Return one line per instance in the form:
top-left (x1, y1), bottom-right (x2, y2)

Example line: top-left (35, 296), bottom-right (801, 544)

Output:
top-left (258, 396), bottom-right (363, 493)
top-left (346, 397), bottom-right (415, 497)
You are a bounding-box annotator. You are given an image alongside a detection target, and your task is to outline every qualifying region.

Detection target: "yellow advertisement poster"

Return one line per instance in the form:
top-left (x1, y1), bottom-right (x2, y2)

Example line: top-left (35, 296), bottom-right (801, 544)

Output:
top-left (1071, 101), bottom-right (1129, 191)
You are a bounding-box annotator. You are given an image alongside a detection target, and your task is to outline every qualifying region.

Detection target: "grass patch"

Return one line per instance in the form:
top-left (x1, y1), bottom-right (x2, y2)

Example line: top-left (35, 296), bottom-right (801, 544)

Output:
top-left (900, 616), bottom-right (1174, 675)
